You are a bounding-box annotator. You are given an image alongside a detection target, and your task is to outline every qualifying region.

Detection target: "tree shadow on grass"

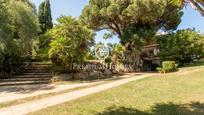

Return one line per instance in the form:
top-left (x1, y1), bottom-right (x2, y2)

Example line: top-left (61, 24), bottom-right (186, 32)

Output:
top-left (96, 102), bottom-right (204, 115)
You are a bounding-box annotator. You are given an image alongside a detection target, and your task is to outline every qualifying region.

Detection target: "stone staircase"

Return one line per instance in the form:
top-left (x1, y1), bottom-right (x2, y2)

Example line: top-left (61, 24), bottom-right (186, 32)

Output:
top-left (0, 64), bottom-right (53, 86)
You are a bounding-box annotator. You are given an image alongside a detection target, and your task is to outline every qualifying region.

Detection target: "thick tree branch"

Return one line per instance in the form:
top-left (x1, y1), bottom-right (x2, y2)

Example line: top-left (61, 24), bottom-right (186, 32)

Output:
top-left (189, 0), bottom-right (204, 16)
top-left (107, 23), bottom-right (121, 36)
top-left (112, 19), bottom-right (122, 37)
top-left (196, 0), bottom-right (204, 7)
top-left (107, 18), bottom-right (123, 37)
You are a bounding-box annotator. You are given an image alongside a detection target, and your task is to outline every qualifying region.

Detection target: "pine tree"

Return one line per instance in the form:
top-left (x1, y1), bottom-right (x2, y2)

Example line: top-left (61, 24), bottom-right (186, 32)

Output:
top-left (38, 0), bottom-right (53, 34)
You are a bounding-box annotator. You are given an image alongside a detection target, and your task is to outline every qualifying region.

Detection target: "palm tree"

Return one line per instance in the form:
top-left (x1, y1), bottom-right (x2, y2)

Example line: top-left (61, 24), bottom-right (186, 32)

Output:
top-left (112, 44), bottom-right (125, 64)
top-left (181, 0), bottom-right (204, 16)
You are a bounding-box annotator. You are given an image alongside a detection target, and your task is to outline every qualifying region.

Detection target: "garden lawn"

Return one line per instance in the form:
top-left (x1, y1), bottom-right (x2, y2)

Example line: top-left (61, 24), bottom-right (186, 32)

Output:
top-left (30, 66), bottom-right (204, 115)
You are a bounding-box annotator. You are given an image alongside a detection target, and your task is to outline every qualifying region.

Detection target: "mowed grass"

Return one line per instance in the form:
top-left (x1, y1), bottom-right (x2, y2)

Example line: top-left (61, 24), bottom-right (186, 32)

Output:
top-left (30, 65), bottom-right (204, 115)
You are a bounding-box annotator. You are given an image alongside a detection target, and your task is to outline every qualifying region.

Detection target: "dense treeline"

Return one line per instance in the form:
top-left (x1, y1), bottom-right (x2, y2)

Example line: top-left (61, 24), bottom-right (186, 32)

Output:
top-left (0, 0), bottom-right (39, 78)
top-left (157, 29), bottom-right (204, 65)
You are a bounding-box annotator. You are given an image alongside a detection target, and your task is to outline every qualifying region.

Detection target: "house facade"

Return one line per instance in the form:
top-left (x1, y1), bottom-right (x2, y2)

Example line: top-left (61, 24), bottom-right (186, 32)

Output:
top-left (141, 44), bottom-right (161, 71)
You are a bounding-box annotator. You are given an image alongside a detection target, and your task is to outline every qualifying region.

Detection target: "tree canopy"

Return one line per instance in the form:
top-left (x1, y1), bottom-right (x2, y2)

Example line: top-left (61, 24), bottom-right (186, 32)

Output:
top-left (0, 0), bottom-right (39, 49)
top-left (80, 0), bottom-right (183, 71)
top-left (0, 0), bottom-right (13, 42)
top-left (80, 0), bottom-right (183, 47)
top-left (157, 29), bottom-right (204, 65)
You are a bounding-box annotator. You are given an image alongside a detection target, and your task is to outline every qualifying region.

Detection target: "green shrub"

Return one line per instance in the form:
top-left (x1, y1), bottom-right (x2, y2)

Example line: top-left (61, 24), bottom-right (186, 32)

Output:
top-left (32, 34), bottom-right (51, 61)
top-left (105, 57), bottom-right (112, 64)
top-left (162, 61), bottom-right (178, 72)
top-left (156, 67), bottom-right (163, 73)
top-left (0, 46), bottom-right (24, 79)
top-left (48, 16), bottom-right (94, 73)
top-left (157, 61), bottom-right (178, 73)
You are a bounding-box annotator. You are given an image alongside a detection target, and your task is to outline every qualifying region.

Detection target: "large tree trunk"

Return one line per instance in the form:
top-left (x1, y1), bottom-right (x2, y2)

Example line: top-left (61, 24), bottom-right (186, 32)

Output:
top-left (124, 42), bottom-right (142, 72)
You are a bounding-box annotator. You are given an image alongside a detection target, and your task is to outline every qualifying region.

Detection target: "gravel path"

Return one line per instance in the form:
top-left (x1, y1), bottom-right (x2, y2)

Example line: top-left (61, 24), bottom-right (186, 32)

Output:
top-left (0, 73), bottom-right (154, 115)
top-left (0, 81), bottom-right (105, 103)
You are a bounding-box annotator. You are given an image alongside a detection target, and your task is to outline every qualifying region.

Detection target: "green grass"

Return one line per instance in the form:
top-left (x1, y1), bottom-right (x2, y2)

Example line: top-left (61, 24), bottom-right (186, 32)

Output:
top-left (30, 65), bottom-right (204, 115)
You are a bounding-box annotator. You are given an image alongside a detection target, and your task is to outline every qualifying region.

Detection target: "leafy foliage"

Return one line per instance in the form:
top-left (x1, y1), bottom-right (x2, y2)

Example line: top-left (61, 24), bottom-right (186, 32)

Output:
top-left (107, 43), bottom-right (125, 64)
top-left (157, 61), bottom-right (178, 73)
top-left (80, 0), bottom-right (183, 71)
top-left (38, 0), bottom-right (53, 34)
top-left (11, 1), bottom-right (39, 51)
top-left (0, 0), bottom-right (39, 78)
top-left (16, 0), bottom-right (37, 12)
top-left (0, 0), bottom-right (13, 42)
top-left (157, 29), bottom-right (204, 65)
top-left (48, 16), bottom-right (94, 72)
top-left (33, 0), bottom-right (53, 61)
top-left (0, 42), bottom-right (24, 78)
top-left (32, 33), bottom-right (51, 61)
top-left (4, 0), bottom-right (40, 59)
top-left (80, 0), bottom-right (183, 46)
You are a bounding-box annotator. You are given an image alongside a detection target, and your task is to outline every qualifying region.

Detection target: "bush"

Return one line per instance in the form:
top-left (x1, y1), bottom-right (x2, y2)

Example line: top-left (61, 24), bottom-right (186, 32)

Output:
top-left (32, 34), bottom-right (51, 61)
top-left (48, 16), bottom-right (94, 73)
top-left (105, 57), bottom-right (112, 64)
top-left (157, 61), bottom-right (178, 73)
top-left (0, 46), bottom-right (24, 79)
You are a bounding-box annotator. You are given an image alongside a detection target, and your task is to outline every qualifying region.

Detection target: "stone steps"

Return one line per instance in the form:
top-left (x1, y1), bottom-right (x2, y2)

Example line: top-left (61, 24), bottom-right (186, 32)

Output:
top-left (22, 73), bottom-right (52, 75)
top-left (0, 81), bottom-right (51, 86)
top-left (0, 78), bottom-right (51, 82)
top-left (24, 69), bottom-right (51, 73)
top-left (13, 74), bottom-right (52, 78)
top-left (0, 63), bottom-right (53, 86)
